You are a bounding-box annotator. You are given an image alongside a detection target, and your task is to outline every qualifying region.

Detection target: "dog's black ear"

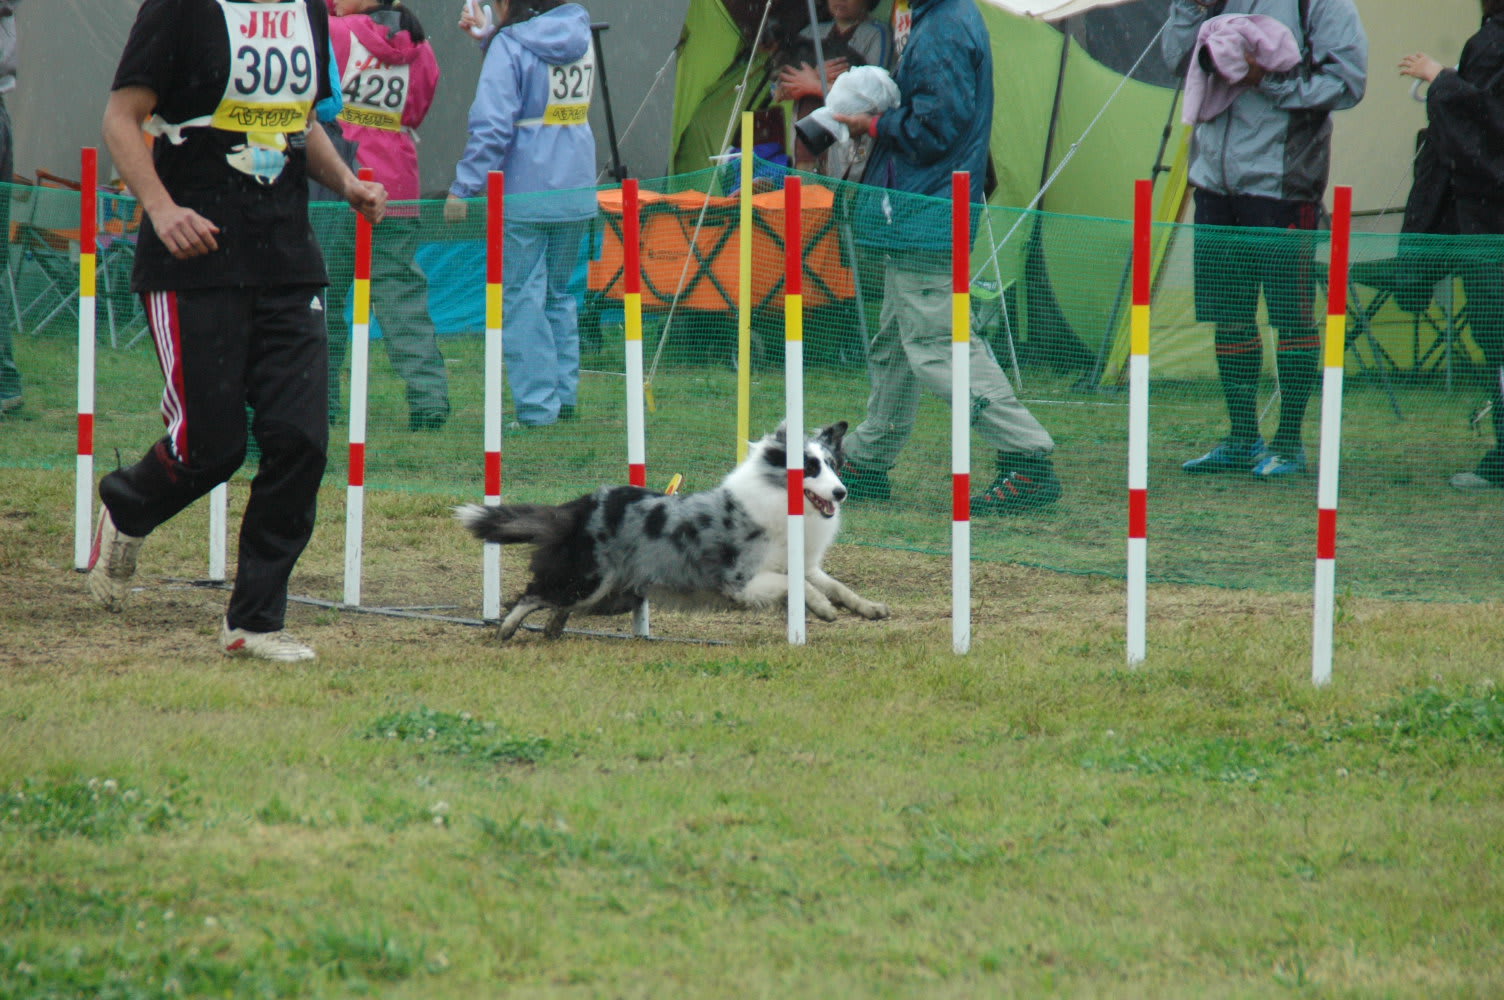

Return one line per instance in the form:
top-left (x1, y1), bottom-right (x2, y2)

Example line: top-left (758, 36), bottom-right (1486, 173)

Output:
top-left (816, 421), bottom-right (848, 450)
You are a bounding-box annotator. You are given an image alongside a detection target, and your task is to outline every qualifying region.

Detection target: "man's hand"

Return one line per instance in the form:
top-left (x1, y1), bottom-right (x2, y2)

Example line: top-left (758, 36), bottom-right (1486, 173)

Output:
top-left (149, 203), bottom-right (221, 260)
top-left (444, 194), bottom-right (468, 223)
top-left (832, 110), bottom-right (875, 136)
top-left (346, 176), bottom-right (388, 225)
top-left (1242, 52), bottom-right (1267, 88)
top-left (1399, 52), bottom-right (1444, 83)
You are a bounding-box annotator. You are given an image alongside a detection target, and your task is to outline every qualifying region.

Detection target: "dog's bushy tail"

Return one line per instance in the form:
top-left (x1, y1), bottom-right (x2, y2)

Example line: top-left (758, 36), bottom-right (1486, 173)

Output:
top-left (454, 503), bottom-right (574, 546)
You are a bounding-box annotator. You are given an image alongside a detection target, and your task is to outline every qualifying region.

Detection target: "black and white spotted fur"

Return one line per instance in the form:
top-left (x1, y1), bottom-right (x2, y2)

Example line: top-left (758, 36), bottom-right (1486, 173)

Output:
top-left (454, 421), bottom-right (889, 639)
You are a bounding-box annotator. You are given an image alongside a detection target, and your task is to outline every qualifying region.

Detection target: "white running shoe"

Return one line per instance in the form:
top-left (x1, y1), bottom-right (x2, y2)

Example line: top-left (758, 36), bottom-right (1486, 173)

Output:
top-left (220, 619), bottom-right (316, 662)
top-left (1449, 471), bottom-right (1501, 492)
top-left (87, 507), bottom-right (144, 611)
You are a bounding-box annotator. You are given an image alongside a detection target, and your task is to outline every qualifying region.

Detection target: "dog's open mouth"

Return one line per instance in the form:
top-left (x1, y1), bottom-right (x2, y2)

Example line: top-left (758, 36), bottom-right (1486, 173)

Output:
top-left (805, 489), bottom-right (837, 518)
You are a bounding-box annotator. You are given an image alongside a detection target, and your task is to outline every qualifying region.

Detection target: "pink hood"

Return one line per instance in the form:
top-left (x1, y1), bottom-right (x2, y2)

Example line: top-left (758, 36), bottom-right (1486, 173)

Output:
top-left (329, 11), bottom-right (441, 201)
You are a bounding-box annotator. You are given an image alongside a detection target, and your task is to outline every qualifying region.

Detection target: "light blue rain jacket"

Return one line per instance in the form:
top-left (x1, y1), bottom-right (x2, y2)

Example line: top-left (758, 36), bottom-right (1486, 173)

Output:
top-left (450, 3), bottom-right (597, 221)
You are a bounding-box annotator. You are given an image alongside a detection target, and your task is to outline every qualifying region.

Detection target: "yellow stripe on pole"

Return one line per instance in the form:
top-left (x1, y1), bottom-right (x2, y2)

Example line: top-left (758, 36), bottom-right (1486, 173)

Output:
top-left (353, 278), bottom-right (371, 325)
top-left (625, 292), bottom-right (643, 341)
top-left (1324, 312), bottom-right (1346, 370)
top-left (486, 284), bottom-right (502, 331)
top-left (1131, 303), bottom-right (1150, 357)
top-left (951, 292), bottom-right (970, 343)
top-left (785, 293), bottom-right (803, 341)
top-left (79, 253), bottom-right (96, 298)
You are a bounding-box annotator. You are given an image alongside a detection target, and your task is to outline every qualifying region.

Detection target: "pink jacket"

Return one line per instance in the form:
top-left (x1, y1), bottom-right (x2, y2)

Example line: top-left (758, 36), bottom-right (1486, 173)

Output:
top-left (1182, 14), bottom-right (1301, 124)
top-left (327, 8), bottom-right (440, 201)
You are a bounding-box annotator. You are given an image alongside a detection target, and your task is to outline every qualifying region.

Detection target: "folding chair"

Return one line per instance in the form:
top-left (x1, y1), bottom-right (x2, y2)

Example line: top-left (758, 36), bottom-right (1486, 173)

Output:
top-left (10, 168), bottom-right (82, 336)
top-left (97, 186), bottom-right (148, 348)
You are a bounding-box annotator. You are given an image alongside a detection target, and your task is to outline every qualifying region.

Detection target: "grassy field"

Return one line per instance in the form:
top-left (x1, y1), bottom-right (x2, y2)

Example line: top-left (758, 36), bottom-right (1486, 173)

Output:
top-left (3, 457), bottom-right (1503, 997)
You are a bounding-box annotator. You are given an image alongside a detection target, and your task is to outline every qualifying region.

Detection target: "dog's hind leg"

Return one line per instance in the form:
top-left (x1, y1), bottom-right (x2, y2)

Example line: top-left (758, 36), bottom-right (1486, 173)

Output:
top-left (809, 569), bottom-right (890, 620)
top-left (542, 609), bottom-right (571, 639)
top-left (497, 595), bottom-right (549, 640)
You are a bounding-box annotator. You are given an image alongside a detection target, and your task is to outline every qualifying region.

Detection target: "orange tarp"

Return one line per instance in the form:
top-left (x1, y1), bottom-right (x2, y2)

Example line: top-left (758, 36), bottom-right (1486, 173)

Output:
top-left (588, 184), bottom-right (855, 311)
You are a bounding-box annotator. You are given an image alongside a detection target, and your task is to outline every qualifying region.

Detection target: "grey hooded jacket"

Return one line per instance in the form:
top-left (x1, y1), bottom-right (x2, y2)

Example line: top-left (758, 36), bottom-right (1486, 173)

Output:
top-left (1162, 0), bottom-right (1367, 203)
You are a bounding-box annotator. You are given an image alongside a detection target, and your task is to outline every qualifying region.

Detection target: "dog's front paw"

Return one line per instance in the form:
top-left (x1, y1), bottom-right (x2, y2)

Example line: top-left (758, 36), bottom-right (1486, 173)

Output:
top-left (807, 594), bottom-right (840, 621)
top-left (856, 601), bottom-right (890, 620)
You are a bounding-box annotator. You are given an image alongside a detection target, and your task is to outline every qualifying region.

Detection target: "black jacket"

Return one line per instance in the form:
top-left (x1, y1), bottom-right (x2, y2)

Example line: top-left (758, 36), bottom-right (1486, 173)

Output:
top-left (1404, 14), bottom-right (1504, 236)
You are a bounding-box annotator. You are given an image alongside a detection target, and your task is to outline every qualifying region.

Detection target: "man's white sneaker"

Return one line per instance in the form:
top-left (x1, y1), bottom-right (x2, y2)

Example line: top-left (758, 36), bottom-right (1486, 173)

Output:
top-left (86, 507), bottom-right (144, 612)
top-left (1449, 471), bottom-right (1501, 492)
top-left (220, 619), bottom-right (316, 662)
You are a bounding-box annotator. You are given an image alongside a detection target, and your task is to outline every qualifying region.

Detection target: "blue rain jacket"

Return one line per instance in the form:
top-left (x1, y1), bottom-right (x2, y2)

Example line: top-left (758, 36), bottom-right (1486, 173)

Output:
top-left (450, 3), bottom-right (597, 221)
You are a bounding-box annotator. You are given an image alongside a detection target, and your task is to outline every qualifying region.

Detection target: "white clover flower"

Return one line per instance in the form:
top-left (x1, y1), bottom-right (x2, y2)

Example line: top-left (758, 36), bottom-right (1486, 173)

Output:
top-left (123, 789), bottom-right (140, 803)
top-left (204, 916), bottom-right (219, 928)
top-left (87, 778), bottom-right (100, 791)
top-left (430, 801), bottom-right (450, 816)
top-left (163, 909), bottom-right (175, 921)
top-left (102, 779), bottom-right (119, 795)
top-left (425, 728), bottom-right (437, 741)
top-left (460, 712), bottom-right (472, 722)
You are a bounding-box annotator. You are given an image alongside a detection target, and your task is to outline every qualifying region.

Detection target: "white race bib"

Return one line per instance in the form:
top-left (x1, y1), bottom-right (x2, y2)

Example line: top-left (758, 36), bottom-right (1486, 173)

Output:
top-left (534, 45), bottom-right (595, 126)
top-left (338, 35), bottom-right (411, 132)
top-left (212, 0), bottom-right (318, 136)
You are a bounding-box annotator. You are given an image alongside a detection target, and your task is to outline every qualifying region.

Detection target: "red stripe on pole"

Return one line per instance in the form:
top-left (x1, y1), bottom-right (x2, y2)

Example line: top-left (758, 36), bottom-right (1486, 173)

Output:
top-left (1327, 186), bottom-right (1352, 317)
top-left (354, 167), bottom-right (374, 280)
top-left (1132, 179), bottom-right (1151, 306)
top-left (1317, 507), bottom-right (1337, 560)
top-left (484, 451), bottom-right (501, 496)
top-left (486, 171), bottom-right (504, 285)
top-left (784, 176), bottom-right (801, 295)
top-left (623, 178), bottom-right (640, 295)
top-left (80, 148), bottom-right (97, 256)
top-left (629, 462), bottom-right (646, 488)
top-left (348, 442), bottom-right (366, 487)
top-left (787, 467), bottom-right (804, 515)
top-left (952, 172), bottom-right (969, 293)
top-left (1128, 488), bottom-right (1147, 539)
top-left (76, 413), bottom-right (93, 456)
top-left (952, 472), bottom-right (970, 522)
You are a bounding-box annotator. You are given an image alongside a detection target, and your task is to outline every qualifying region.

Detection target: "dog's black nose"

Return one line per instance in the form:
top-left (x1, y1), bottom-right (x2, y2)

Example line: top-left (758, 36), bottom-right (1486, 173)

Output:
top-left (833, 486), bottom-right (847, 503)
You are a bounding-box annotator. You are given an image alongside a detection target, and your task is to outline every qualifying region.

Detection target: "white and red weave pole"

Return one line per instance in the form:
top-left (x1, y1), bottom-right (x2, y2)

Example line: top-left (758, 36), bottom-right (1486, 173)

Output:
top-left (208, 482), bottom-right (227, 583)
top-left (622, 178), bottom-right (651, 637)
top-left (482, 171), bottom-right (505, 620)
top-left (342, 166), bottom-right (375, 606)
top-left (74, 147), bottom-right (98, 570)
top-left (1311, 185), bottom-right (1352, 686)
top-left (784, 176), bottom-right (807, 646)
top-left (1126, 178), bottom-right (1152, 666)
top-left (950, 172), bottom-right (972, 655)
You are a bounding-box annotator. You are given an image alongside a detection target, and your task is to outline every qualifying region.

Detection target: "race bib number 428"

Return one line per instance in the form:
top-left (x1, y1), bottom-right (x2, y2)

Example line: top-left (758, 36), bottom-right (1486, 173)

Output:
top-left (338, 35), bottom-right (411, 132)
top-left (212, 0), bottom-right (317, 134)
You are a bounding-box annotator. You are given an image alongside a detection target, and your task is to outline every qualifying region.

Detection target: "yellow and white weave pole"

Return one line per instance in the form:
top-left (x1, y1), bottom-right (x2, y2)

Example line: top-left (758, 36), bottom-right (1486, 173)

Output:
top-left (1312, 186), bottom-right (1353, 687)
top-left (737, 112), bottom-right (754, 462)
top-left (342, 167), bottom-right (375, 607)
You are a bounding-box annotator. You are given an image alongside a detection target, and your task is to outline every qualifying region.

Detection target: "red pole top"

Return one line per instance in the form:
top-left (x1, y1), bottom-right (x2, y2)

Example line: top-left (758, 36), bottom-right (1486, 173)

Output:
top-left (354, 166), bottom-right (374, 281)
top-left (951, 171), bottom-right (969, 294)
top-left (1327, 185), bottom-right (1352, 318)
top-left (487, 170), bottom-right (504, 285)
top-left (784, 175), bottom-right (802, 295)
top-left (623, 178), bottom-right (640, 295)
top-left (1132, 179), bottom-right (1151, 307)
top-left (80, 147), bottom-right (97, 257)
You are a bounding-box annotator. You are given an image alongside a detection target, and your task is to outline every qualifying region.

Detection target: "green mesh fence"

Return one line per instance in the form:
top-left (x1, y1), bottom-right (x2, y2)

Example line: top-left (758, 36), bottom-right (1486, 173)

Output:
top-left (1, 167), bottom-right (1500, 604)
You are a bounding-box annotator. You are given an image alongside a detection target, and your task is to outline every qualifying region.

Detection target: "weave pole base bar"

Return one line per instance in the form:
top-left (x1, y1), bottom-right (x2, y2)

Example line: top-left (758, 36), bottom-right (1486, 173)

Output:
top-left (163, 580), bottom-right (731, 645)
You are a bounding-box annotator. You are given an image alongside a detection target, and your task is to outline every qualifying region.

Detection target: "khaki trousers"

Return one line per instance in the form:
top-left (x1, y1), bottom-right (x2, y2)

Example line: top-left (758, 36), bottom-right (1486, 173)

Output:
top-left (846, 256), bottom-right (1054, 470)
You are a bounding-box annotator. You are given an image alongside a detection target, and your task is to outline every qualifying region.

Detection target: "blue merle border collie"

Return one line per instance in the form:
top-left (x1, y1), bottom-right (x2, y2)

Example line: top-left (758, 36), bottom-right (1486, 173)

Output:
top-left (455, 421), bottom-right (889, 639)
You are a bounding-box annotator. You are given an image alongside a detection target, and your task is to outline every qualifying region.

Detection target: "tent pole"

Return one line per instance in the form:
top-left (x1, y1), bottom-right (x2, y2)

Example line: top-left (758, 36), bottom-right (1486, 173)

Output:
top-left (1081, 70), bottom-right (1185, 392)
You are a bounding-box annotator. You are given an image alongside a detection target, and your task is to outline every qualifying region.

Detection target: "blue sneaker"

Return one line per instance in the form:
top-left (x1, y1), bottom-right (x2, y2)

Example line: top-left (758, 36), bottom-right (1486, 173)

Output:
top-left (1182, 436), bottom-right (1266, 474)
top-left (1251, 447), bottom-right (1308, 478)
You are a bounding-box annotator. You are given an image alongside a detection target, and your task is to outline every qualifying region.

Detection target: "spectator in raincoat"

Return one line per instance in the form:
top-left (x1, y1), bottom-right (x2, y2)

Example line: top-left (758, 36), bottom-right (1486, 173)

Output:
top-left (447, 0), bottom-right (596, 428)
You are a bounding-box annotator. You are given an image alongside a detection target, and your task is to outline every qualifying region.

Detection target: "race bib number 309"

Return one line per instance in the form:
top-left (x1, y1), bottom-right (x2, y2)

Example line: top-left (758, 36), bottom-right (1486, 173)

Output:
top-left (212, 0), bottom-right (317, 134)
